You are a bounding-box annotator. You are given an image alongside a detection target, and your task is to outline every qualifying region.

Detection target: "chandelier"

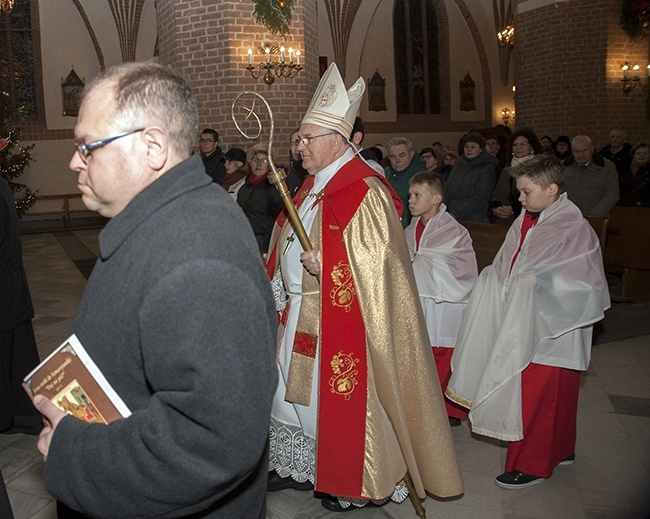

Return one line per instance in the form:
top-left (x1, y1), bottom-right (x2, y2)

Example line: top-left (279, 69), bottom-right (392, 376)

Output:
top-left (246, 43), bottom-right (302, 87)
top-left (497, 25), bottom-right (515, 47)
top-left (0, 0), bottom-right (14, 15)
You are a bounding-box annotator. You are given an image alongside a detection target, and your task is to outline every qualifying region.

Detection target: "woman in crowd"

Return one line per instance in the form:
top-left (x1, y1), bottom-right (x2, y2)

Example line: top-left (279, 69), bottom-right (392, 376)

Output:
top-left (540, 135), bottom-right (554, 155)
top-left (221, 147), bottom-right (248, 199)
top-left (444, 132), bottom-right (496, 223)
top-left (439, 150), bottom-right (459, 182)
top-left (489, 128), bottom-right (545, 226)
top-left (552, 135), bottom-right (572, 163)
top-left (618, 142), bottom-right (650, 207)
top-left (236, 143), bottom-right (284, 255)
top-left (421, 146), bottom-right (442, 174)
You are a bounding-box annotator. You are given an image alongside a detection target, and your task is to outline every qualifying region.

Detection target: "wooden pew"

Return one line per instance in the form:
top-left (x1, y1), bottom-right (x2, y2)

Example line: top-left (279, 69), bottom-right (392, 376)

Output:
top-left (602, 207), bottom-right (650, 302)
top-left (459, 221), bottom-right (509, 272)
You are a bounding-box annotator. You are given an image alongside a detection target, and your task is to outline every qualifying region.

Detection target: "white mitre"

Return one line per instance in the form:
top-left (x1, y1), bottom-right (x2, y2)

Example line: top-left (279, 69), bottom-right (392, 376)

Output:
top-left (301, 62), bottom-right (365, 136)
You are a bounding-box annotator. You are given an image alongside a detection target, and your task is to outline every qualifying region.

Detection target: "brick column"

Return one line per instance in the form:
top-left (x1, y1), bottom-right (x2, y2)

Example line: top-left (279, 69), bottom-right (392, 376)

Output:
top-left (514, 0), bottom-right (648, 145)
top-left (156, 0), bottom-right (319, 151)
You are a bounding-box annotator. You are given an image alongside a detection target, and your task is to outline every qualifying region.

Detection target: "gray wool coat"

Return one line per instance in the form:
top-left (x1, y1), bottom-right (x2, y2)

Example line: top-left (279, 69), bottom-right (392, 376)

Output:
top-left (45, 155), bottom-right (278, 519)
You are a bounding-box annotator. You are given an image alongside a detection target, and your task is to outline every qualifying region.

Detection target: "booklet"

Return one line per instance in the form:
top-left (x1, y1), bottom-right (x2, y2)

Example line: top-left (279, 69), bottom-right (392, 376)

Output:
top-left (23, 333), bottom-right (131, 424)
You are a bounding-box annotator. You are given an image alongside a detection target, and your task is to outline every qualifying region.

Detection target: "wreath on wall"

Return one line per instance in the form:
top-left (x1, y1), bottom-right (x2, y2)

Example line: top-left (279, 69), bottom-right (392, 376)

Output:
top-left (253, 0), bottom-right (294, 38)
top-left (620, 0), bottom-right (650, 40)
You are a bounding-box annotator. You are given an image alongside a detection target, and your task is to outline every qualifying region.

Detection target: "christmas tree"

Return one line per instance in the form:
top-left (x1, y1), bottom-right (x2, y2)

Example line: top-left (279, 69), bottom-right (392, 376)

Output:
top-left (0, 90), bottom-right (36, 217)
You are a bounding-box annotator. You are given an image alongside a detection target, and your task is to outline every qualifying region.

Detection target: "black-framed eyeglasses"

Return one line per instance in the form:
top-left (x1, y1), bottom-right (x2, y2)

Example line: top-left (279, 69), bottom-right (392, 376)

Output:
top-left (199, 138), bottom-right (215, 143)
top-left (294, 133), bottom-right (337, 147)
top-left (251, 157), bottom-right (269, 164)
top-left (74, 128), bottom-right (145, 159)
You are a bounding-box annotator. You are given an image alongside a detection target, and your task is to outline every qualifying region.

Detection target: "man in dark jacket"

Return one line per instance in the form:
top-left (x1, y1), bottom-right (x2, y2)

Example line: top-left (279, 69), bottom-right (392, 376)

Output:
top-left (200, 128), bottom-right (227, 184)
top-left (34, 62), bottom-right (277, 519)
top-left (599, 128), bottom-right (632, 171)
top-left (384, 137), bottom-right (426, 227)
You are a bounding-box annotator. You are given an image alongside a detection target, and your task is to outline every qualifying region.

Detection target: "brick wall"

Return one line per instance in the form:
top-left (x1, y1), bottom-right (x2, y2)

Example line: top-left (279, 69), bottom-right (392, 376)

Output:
top-left (515, 0), bottom-right (649, 147)
top-left (156, 0), bottom-right (319, 153)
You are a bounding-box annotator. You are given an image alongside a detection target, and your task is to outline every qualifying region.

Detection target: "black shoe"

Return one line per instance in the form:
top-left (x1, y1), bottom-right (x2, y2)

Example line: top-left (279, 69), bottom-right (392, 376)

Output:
top-left (448, 417), bottom-right (462, 427)
top-left (558, 452), bottom-right (575, 466)
top-left (267, 471), bottom-right (314, 492)
top-left (495, 470), bottom-right (544, 489)
top-left (320, 494), bottom-right (358, 513)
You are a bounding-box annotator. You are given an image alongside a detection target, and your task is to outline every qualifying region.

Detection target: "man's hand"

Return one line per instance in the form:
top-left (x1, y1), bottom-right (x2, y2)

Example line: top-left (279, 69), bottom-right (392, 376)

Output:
top-left (33, 395), bottom-right (67, 462)
top-left (493, 205), bottom-right (514, 219)
top-left (300, 246), bottom-right (321, 276)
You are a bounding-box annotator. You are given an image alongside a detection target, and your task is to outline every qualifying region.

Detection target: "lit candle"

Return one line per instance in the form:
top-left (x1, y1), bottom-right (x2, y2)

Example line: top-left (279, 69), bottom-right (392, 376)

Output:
top-left (633, 64), bottom-right (640, 79)
top-left (248, 48), bottom-right (252, 66)
top-left (296, 50), bottom-right (301, 66)
top-left (265, 46), bottom-right (270, 63)
top-left (280, 46), bottom-right (285, 63)
top-left (288, 47), bottom-right (293, 63)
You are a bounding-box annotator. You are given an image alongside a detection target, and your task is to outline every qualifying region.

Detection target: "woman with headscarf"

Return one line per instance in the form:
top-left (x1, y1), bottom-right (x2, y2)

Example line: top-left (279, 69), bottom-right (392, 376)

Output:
top-left (221, 147), bottom-right (248, 199)
top-left (552, 135), bottom-right (572, 163)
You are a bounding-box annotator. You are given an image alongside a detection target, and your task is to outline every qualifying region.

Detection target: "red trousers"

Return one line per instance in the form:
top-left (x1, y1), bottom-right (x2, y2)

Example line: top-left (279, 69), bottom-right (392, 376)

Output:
top-left (505, 362), bottom-right (580, 478)
top-left (432, 347), bottom-right (469, 420)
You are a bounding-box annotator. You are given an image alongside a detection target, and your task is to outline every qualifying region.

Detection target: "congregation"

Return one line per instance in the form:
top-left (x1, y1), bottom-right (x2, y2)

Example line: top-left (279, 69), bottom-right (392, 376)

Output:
top-left (202, 122), bottom-right (647, 251)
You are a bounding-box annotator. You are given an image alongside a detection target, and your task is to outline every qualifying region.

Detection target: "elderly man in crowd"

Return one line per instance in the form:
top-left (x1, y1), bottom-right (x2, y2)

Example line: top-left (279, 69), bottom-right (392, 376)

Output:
top-left (599, 128), bottom-right (632, 170)
top-left (563, 135), bottom-right (619, 218)
top-left (385, 137), bottom-right (426, 227)
top-left (33, 62), bottom-right (277, 519)
top-left (265, 62), bottom-right (463, 514)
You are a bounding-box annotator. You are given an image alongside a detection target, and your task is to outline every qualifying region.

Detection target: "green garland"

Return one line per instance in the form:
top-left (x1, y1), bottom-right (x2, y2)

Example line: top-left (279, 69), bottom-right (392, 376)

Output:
top-left (620, 0), bottom-right (650, 41)
top-left (253, 0), bottom-right (294, 38)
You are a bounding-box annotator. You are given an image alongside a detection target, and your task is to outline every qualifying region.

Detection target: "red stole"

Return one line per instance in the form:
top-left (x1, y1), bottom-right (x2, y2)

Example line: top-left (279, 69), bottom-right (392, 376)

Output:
top-left (266, 157), bottom-right (402, 497)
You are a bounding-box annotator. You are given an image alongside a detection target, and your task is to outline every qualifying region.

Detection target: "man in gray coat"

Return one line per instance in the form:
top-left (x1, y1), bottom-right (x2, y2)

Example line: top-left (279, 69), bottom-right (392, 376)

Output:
top-left (564, 135), bottom-right (619, 218)
top-left (33, 62), bottom-right (277, 518)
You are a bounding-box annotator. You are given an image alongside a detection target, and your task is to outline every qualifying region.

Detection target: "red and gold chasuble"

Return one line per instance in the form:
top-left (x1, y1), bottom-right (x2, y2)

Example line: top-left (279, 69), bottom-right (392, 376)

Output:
top-left (266, 157), bottom-right (463, 500)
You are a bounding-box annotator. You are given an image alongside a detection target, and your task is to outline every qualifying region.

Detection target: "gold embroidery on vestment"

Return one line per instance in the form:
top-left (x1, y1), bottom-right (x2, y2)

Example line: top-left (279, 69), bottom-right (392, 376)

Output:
top-left (329, 261), bottom-right (355, 312)
top-left (445, 388), bottom-right (472, 408)
top-left (329, 351), bottom-right (359, 399)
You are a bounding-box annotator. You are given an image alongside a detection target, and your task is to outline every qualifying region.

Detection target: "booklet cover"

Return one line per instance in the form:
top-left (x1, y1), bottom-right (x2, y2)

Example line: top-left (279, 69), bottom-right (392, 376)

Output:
top-left (23, 333), bottom-right (131, 424)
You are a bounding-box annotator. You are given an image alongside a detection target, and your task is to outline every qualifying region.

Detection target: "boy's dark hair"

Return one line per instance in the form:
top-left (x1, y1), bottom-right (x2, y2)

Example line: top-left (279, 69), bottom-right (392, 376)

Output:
top-left (508, 154), bottom-right (565, 190)
top-left (409, 171), bottom-right (446, 198)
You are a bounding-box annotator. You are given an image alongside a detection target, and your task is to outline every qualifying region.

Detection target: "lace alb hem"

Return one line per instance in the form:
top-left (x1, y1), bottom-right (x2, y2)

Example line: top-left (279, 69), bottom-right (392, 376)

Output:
top-left (268, 418), bottom-right (316, 484)
top-left (337, 483), bottom-right (409, 508)
top-left (269, 419), bottom-right (409, 505)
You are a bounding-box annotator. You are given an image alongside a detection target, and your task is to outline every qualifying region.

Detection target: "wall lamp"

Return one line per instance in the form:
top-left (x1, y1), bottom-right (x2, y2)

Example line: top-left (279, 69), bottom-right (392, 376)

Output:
top-left (501, 107), bottom-right (514, 126)
top-left (621, 61), bottom-right (650, 93)
top-left (246, 43), bottom-right (302, 87)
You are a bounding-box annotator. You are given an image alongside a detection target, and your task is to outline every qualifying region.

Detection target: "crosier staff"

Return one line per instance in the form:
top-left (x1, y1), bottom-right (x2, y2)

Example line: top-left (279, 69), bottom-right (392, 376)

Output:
top-left (231, 92), bottom-right (312, 253)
